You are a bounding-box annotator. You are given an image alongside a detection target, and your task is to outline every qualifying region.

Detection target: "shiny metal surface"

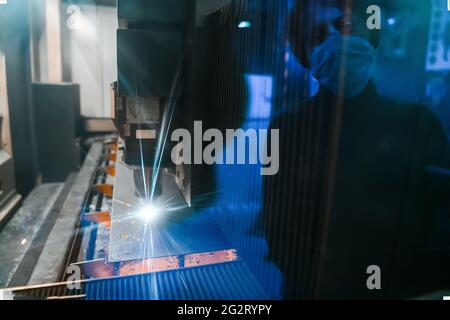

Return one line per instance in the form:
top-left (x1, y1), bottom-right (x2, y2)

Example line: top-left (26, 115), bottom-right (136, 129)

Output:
top-left (0, 183), bottom-right (63, 288)
top-left (109, 150), bottom-right (233, 262)
top-left (27, 143), bottom-right (103, 285)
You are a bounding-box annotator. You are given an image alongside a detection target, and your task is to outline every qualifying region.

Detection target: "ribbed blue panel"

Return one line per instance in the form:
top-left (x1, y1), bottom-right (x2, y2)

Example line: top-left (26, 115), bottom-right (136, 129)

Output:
top-left (85, 261), bottom-right (268, 300)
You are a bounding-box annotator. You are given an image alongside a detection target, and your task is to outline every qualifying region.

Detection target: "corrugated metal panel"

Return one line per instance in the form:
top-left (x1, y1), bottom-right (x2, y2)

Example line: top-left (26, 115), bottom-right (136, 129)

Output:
top-left (85, 261), bottom-right (268, 300)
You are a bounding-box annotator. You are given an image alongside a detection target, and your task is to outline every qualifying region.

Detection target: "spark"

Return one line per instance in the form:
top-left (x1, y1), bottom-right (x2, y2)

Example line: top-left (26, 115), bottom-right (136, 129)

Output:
top-left (137, 204), bottom-right (160, 223)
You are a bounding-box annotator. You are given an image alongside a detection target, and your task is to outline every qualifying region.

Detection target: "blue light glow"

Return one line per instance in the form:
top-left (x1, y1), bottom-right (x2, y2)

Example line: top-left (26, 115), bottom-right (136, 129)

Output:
top-left (207, 74), bottom-right (283, 299)
top-left (387, 18), bottom-right (396, 26)
top-left (137, 204), bottom-right (160, 223)
top-left (238, 21), bottom-right (251, 29)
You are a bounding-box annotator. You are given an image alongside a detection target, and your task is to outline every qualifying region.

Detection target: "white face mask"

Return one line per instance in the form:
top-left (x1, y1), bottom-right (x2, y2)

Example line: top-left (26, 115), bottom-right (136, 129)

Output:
top-left (309, 35), bottom-right (375, 97)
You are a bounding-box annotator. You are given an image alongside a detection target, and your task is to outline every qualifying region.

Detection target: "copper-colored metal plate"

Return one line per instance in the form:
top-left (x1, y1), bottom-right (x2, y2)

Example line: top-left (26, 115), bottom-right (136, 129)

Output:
top-left (119, 256), bottom-right (180, 276)
top-left (82, 260), bottom-right (115, 279)
top-left (184, 249), bottom-right (238, 268)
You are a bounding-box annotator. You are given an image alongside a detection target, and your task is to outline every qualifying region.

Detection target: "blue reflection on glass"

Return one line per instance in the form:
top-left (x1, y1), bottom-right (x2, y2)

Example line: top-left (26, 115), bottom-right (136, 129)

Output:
top-left (206, 74), bottom-right (283, 299)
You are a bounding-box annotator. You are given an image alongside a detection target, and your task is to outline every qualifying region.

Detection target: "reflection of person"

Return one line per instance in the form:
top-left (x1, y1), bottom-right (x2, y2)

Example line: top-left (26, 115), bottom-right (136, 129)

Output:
top-left (262, 0), bottom-right (450, 299)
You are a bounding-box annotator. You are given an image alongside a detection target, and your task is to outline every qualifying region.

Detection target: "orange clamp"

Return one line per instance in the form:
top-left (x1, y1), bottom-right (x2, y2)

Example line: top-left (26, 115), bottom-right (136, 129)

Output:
top-left (94, 184), bottom-right (113, 198)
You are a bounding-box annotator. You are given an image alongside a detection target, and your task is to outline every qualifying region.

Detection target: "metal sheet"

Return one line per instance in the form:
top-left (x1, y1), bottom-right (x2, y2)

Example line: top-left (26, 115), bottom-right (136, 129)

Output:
top-left (109, 151), bottom-right (233, 262)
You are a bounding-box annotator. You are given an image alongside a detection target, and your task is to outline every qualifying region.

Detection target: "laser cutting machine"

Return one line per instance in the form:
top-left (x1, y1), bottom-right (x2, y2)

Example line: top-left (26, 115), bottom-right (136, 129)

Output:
top-left (0, 0), bottom-right (270, 300)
